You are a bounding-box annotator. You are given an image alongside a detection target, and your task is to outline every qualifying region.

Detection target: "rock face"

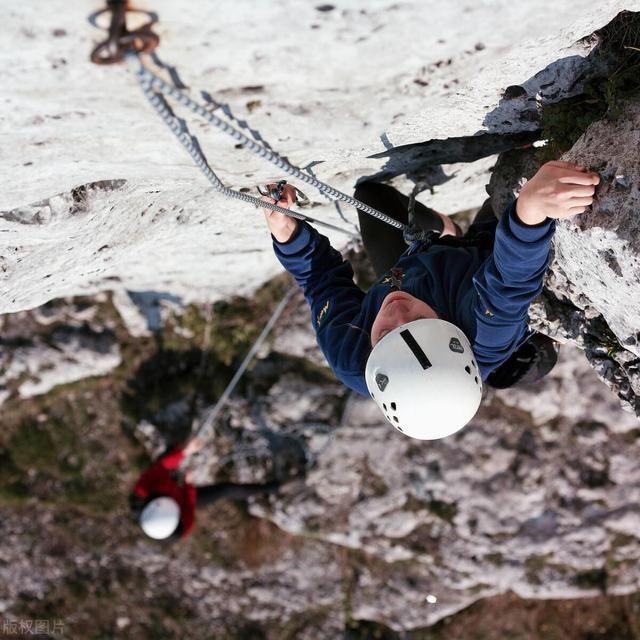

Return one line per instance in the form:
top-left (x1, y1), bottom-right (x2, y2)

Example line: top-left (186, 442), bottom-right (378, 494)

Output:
top-left (4, 3), bottom-right (640, 636)
top-left (532, 99), bottom-right (640, 416)
top-left (2, 1), bottom-right (637, 312)
top-left (0, 297), bottom-right (121, 406)
top-left (245, 344), bottom-right (640, 630)
top-left (0, 289), bottom-right (639, 636)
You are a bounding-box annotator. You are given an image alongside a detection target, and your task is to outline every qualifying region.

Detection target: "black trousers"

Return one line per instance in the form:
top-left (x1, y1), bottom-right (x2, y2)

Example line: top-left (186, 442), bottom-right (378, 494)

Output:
top-left (354, 181), bottom-right (495, 278)
top-left (195, 481), bottom-right (280, 507)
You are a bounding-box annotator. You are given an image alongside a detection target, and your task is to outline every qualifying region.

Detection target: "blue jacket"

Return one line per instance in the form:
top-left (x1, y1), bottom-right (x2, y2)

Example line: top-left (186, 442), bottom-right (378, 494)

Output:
top-left (273, 201), bottom-right (555, 396)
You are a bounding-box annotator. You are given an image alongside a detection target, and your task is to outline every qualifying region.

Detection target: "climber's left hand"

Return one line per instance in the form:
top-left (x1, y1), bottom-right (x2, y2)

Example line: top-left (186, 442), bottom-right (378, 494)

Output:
top-left (261, 183), bottom-right (299, 243)
top-left (516, 160), bottom-right (600, 226)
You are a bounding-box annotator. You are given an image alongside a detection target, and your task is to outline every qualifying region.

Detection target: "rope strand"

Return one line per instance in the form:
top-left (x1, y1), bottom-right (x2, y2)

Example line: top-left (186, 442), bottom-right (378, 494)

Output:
top-left (127, 53), bottom-right (407, 232)
top-left (134, 76), bottom-right (356, 237)
top-left (193, 285), bottom-right (297, 442)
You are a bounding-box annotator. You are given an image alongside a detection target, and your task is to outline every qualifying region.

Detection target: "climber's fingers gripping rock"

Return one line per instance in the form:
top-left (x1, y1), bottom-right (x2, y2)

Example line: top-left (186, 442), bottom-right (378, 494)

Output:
top-left (516, 160), bottom-right (601, 225)
top-left (261, 183), bottom-right (300, 243)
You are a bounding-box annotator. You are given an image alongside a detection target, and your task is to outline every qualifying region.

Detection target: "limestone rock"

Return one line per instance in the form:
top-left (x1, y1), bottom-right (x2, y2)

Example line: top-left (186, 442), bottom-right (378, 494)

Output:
top-left (250, 344), bottom-right (640, 630)
top-left (2, 1), bottom-right (636, 313)
top-left (535, 98), bottom-right (640, 415)
top-left (0, 300), bottom-right (121, 405)
top-left (1, 293), bottom-right (640, 633)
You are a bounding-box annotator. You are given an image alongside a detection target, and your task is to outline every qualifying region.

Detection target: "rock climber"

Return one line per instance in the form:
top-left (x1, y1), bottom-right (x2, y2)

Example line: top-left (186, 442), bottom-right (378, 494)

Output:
top-left (261, 161), bottom-right (600, 440)
top-left (130, 436), bottom-right (280, 541)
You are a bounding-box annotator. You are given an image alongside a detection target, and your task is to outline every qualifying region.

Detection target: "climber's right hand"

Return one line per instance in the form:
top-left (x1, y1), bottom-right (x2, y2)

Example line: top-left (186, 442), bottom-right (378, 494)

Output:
top-left (261, 183), bottom-right (299, 243)
top-left (183, 436), bottom-right (205, 456)
top-left (516, 160), bottom-right (600, 226)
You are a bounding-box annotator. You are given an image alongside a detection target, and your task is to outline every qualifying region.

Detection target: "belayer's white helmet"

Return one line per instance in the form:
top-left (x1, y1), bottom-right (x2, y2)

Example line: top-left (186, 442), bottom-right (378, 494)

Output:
top-left (365, 319), bottom-right (482, 440)
top-left (139, 496), bottom-right (181, 540)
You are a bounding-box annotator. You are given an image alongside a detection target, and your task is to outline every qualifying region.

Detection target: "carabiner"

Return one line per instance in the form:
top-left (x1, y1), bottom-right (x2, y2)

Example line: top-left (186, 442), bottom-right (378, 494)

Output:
top-left (257, 181), bottom-right (310, 206)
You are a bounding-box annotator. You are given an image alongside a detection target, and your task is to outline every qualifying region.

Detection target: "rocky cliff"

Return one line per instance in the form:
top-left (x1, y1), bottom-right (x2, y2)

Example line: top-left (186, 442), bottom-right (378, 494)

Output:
top-left (1, 291), bottom-right (640, 636)
top-left (535, 100), bottom-right (640, 416)
top-left (2, 2), bottom-right (640, 638)
top-left (2, 0), bottom-right (637, 311)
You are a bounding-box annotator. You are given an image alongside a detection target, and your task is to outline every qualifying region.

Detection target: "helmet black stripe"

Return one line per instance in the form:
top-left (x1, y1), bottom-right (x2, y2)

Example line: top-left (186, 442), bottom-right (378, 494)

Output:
top-left (400, 329), bottom-right (432, 370)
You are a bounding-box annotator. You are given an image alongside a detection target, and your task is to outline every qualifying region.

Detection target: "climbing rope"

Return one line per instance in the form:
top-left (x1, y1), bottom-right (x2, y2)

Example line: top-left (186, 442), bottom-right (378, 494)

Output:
top-left (89, 2), bottom-right (445, 251)
top-left (192, 284), bottom-right (298, 443)
top-left (89, 8), bottom-right (435, 467)
top-left (125, 54), bottom-right (408, 233)
top-left (126, 58), bottom-right (355, 238)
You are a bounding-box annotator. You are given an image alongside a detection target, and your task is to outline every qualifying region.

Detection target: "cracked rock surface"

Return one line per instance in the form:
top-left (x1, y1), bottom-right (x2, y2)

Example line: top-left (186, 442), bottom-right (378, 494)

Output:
top-left (0, 288), bottom-right (639, 636)
top-left (247, 344), bottom-right (640, 630)
top-left (531, 98), bottom-right (640, 416)
top-left (0, 296), bottom-right (121, 406)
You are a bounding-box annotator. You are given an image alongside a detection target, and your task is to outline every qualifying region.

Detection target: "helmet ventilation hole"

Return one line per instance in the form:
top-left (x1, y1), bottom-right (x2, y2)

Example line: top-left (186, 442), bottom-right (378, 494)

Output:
top-left (396, 425), bottom-right (404, 433)
top-left (465, 366), bottom-right (471, 374)
top-left (383, 403), bottom-right (387, 411)
top-left (391, 402), bottom-right (396, 411)
top-left (393, 416), bottom-right (399, 423)
top-left (475, 376), bottom-right (479, 385)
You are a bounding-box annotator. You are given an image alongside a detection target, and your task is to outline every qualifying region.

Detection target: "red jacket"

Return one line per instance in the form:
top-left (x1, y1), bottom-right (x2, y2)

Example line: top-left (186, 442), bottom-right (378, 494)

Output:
top-left (132, 446), bottom-right (197, 537)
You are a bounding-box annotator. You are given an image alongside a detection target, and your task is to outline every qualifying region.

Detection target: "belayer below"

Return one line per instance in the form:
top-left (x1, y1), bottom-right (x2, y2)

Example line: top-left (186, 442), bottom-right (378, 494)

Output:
top-left (130, 437), bottom-right (280, 541)
top-left (262, 161), bottom-right (600, 440)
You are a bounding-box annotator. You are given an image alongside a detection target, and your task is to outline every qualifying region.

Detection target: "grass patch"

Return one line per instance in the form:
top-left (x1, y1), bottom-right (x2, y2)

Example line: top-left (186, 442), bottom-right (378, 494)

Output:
top-left (0, 410), bottom-right (122, 514)
top-left (428, 498), bottom-right (458, 523)
top-left (485, 552), bottom-right (505, 566)
top-left (574, 567), bottom-right (609, 593)
top-left (525, 554), bottom-right (552, 586)
top-left (9, 419), bottom-right (77, 471)
top-left (0, 447), bottom-right (30, 501)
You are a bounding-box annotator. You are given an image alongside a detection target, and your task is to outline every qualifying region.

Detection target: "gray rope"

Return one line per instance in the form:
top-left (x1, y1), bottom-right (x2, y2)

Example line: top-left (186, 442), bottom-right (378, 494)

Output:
top-left (127, 54), bottom-right (407, 232)
top-left (193, 285), bottom-right (297, 442)
top-left (200, 90), bottom-right (275, 151)
top-left (131, 67), bottom-right (355, 237)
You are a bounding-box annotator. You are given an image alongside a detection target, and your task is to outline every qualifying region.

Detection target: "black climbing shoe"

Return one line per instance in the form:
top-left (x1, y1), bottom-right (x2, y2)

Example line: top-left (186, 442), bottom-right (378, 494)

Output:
top-left (486, 332), bottom-right (559, 389)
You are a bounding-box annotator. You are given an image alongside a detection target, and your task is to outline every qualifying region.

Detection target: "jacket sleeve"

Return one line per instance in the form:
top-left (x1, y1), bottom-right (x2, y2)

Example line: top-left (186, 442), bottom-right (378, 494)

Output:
top-left (132, 446), bottom-right (185, 498)
top-left (272, 222), bottom-right (367, 383)
top-left (472, 201), bottom-right (555, 378)
top-left (157, 446), bottom-right (185, 471)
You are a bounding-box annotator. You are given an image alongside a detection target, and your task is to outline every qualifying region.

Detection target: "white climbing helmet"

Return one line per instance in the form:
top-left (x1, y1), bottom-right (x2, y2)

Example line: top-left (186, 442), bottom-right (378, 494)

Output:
top-left (139, 496), bottom-right (181, 540)
top-left (365, 319), bottom-right (482, 440)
